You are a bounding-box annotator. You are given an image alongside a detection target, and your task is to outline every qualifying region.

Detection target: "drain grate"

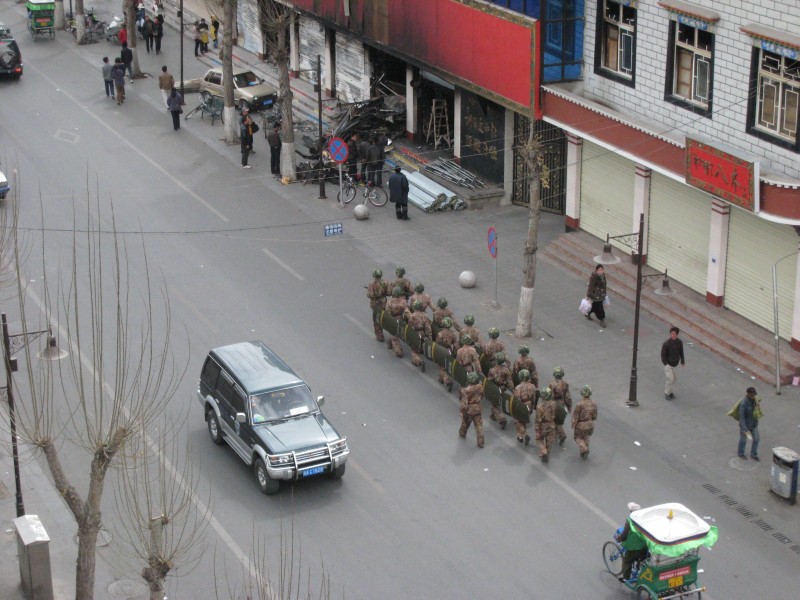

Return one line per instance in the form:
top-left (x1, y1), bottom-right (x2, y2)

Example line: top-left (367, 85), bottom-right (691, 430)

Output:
top-left (790, 545), bottom-right (800, 555)
top-left (735, 506), bottom-right (756, 518)
top-left (752, 519), bottom-right (774, 531)
top-left (718, 494), bottom-right (738, 506)
top-left (773, 532), bottom-right (793, 545)
top-left (702, 483), bottom-right (720, 494)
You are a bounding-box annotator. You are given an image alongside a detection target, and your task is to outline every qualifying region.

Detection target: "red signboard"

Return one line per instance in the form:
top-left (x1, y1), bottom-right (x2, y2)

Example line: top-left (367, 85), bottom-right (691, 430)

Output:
top-left (685, 138), bottom-right (759, 212)
top-left (658, 566), bottom-right (691, 581)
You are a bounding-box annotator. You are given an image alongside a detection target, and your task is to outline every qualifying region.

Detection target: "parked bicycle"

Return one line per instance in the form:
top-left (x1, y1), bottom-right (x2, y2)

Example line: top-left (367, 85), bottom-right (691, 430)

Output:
top-left (337, 172), bottom-right (388, 207)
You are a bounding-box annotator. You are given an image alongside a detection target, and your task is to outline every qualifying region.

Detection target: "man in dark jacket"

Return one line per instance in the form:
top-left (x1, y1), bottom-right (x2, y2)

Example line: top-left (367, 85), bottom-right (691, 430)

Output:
top-left (267, 124), bottom-right (282, 176)
top-left (388, 166), bottom-right (409, 220)
top-left (347, 134), bottom-right (359, 179)
top-left (357, 135), bottom-right (371, 182)
top-left (660, 326), bottom-right (685, 401)
top-left (366, 136), bottom-right (382, 187)
top-left (738, 387), bottom-right (760, 460)
top-left (586, 265), bottom-right (607, 327)
top-left (120, 42), bottom-right (133, 81)
top-left (240, 113), bottom-right (255, 169)
top-left (142, 15), bottom-right (154, 53)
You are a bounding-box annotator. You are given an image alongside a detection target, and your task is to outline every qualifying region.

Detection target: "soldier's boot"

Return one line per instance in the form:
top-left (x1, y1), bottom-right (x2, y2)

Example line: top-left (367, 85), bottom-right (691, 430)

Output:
top-left (411, 352), bottom-right (423, 368)
top-left (477, 436), bottom-right (484, 448)
top-left (373, 323), bottom-right (385, 342)
top-left (559, 436), bottom-right (567, 447)
top-left (581, 450), bottom-right (589, 459)
top-left (391, 339), bottom-right (404, 358)
top-left (458, 427), bottom-right (467, 438)
top-left (524, 434), bottom-right (530, 446)
top-left (446, 380), bottom-right (453, 392)
top-left (541, 453), bottom-right (549, 463)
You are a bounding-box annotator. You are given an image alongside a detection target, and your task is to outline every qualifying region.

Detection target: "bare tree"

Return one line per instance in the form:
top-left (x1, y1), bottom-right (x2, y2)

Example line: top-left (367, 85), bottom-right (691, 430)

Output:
top-left (258, 0), bottom-right (298, 181)
top-left (10, 193), bottom-right (183, 600)
top-left (124, 0), bottom-right (143, 78)
top-left (515, 123), bottom-right (550, 338)
top-left (220, 0), bottom-right (240, 143)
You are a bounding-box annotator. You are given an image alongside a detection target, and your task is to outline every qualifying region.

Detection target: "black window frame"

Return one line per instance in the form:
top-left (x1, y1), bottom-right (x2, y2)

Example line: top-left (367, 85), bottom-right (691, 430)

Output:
top-left (745, 46), bottom-right (800, 153)
top-left (663, 20), bottom-right (714, 117)
top-left (593, 0), bottom-right (637, 88)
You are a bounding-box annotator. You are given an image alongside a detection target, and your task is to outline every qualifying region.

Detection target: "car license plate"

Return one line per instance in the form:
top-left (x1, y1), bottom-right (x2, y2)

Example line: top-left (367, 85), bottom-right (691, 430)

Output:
top-left (667, 575), bottom-right (684, 588)
top-left (302, 466), bottom-right (325, 478)
top-left (263, 98), bottom-right (274, 108)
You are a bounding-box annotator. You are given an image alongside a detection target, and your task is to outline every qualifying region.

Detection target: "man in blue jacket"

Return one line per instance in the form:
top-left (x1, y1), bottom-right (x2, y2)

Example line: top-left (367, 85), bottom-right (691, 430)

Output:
top-left (738, 387), bottom-right (760, 460)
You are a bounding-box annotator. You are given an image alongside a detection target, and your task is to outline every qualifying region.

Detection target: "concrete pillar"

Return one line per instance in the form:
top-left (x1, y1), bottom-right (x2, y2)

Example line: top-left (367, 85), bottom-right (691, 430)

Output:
top-left (632, 165), bottom-right (651, 263)
top-left (289, 13), bottom-right (300, 76)
top-left (790, 244), bottom-right (800, 351)
top-left (453, 88), bottom-right (462, 159)
top-left (705, 199), bottom-right (730, 307)
top-left (405, 66), bottom-right (416, 140)
top-left (499, 108), bottom-right (514, 206)
top-left (324, 28), bottom-right (334, 97)
top-left (362, 45), bottom-right (372, 101)
top-left (565, 134), bottom-right (582, 231)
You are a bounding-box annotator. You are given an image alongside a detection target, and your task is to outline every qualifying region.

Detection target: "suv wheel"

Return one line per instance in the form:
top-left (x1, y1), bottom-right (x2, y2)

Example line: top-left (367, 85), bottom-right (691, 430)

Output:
top-left (328, 463), bottom-right (346, 480)
top-left (207, 410), bottom-right (224, 445)
top-left (255, 458), bottom-right (280, 495)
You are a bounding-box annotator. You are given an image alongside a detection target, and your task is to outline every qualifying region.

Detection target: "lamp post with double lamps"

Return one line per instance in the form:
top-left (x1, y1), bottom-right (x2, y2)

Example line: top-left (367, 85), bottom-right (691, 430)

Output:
top-left (593, 213), bottom-right (675, 407)
top-left (1, 313), bottom-right (68, 517)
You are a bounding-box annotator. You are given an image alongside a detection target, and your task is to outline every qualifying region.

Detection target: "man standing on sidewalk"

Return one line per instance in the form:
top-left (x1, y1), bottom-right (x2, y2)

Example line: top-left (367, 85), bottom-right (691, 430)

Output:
top-left (121, 42), bottom-right (134, 82)
top-left (240, 112), bottom-right (255, 169)
top-left (738, 387), bottom-right (761, 460)
top-left (267, 124), bottom-right (282, 175)
top-left (101, 57), bottom-right (114, 100)
top-left (158, 65), bottom-right (174, 109)
top-left (660, 326), bottom-right (685, 400)
top-left (388, 166), bottom-right (409, 220)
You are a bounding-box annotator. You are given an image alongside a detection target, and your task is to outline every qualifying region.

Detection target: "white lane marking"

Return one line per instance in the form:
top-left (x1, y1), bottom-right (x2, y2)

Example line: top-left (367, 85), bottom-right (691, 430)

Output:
top-left (25, 62), bottom-right (230, 223)
top-left (347, 459), bottom-right (385, 494)
top-left (343, 313), bottom-right (374, 337)
top-left (262, 248), bottom-right (304, 281)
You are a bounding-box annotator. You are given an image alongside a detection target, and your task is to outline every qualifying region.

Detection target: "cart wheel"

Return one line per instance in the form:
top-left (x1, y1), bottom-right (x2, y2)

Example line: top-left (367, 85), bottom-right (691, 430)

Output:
top-left (687, 583), bottom-right (702, 599)
top-left (636, 586), bottom-right (655, 600)
top-left (602, 540), bottom-right (624, 576)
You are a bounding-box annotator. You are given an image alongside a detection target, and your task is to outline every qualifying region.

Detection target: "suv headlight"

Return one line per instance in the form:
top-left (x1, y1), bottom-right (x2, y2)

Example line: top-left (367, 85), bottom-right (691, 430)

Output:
top-left (330, 438), bottom-right (348, 454)
top-left (268, 453), bottom-right (293, 467)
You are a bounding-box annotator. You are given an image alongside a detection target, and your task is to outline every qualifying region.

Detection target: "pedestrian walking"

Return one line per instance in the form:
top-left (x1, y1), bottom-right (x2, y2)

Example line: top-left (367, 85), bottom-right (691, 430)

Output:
top-left (535, 386), bottom-right (557, 463)
top-left (388, 166), bottom-right (409, 220)
top-left (211, 15), bottom-right (220, 49)
top-left (142, 15), bottom-right (154, 53)
top-left (459, 372), bottom-right (485, 448)
top-left (435, 317), bottom-right (458, 392)
top-left (158, 65), bottom-right (174, 109)
top-left (192, 21), bottom-right (201, 57)
top-left (111, 58), bottom-right (126, 104)
top-left (154, 15), bottom-right (164, 55)
top-left (586, 264), bottom-right (607, 327)
top-left (737, 387), bottom-right (761, 460)
top-left (121, 42), bottom-right (134, 81)
top-left (367, 269), bottom-right (388, 342)
top-left (117, 24), bottom-right (127, 46)
top-left (385, 286), bottom-right (408, 358)
top-left (167, 88), bottom-right (183, 130)
top-left (513, 369), bottom-right (536, 446)
top-left (267, 124), bottom-right (282, 175)
top-left (660, 326), bottom-right (685, 401)
top-left (199, 18), bottom-right (209, 53)
top-left (571, 385), bottom-right (597, 459)
top-left (240, 112), bottom-right (256, 168)
top-left (101, 57), bottom-right (115, 99)
top-left (550, 366), bottom-right (573, 447)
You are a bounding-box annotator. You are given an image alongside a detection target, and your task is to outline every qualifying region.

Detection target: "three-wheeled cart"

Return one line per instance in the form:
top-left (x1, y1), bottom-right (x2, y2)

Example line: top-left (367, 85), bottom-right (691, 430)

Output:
top-left (26, 0), bottom-right (56, 40)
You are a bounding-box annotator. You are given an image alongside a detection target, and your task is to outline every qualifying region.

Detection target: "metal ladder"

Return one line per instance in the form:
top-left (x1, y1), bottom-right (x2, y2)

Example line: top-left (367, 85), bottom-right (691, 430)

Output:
top-left (425, 99), bottom-right (451, 149)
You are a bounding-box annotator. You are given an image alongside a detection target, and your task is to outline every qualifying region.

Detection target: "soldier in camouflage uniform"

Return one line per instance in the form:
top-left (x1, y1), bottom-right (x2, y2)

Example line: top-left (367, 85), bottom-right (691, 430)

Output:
top-left (459, 371), bottom-right (485, 448)
top-left (456, 334), bottom-right (482, 374)
top-left (549, 366), bottom-right (573, 447)
top-left (513, 345), bottom-right (539, 387)
top-left (404, 300), bottom-right (433, 370)
top-left (435, 316), bottom-right (459, 392)
top-left (433, 297), bottom-right (460, 332)
top-left (535, 386), bottom-right (557, 463)
top-left (482, 327), bottom-right (505, 373)
top-left (367, 269), bottom-right (388, 342)
top-left (513, 369), bottom-right (536, 446)
top-left (390, 266), bottom-right (414, 300)
top-left (385, 286), bottom-right (408, 358)
top-left (408, 282), bottom-right (434, 316)
top-left (460, 314), bottom-right (482, 352)
top-left (572, 385), bottom-right (598, 459)
top-left (486, 351), bottom-right (512, 430)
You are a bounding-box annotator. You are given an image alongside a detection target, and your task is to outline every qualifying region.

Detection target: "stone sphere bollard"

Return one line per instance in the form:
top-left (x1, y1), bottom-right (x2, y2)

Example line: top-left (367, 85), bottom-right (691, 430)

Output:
top-left (459, 270), bottom-right (477, 288)
top-left (354, 204), bottom-right (370, 220)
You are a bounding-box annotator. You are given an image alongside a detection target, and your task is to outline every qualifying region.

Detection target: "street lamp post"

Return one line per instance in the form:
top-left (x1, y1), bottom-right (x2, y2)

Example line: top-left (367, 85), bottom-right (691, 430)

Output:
top-left (594, 213), bottom-right (675, 407)
top-left (179, 0), bottom-right (184, 98)
top-left (1, 313), bottom-right (67, 518)
top-left (772, 251), bottom-right (797, 394)
top-left (316, 54), bottom-right (326, 200)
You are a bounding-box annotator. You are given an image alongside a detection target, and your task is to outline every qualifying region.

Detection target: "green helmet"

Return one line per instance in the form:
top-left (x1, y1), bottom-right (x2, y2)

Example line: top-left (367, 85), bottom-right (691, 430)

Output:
top-left (494, 351), bottom-right (506, 363)
top-left (396, 266), bottom-right (405, 277)
top-left (414, 282), bottom-right (425, 293)
top-left (392, 286), bottom-right (403, 298)
top-left (413, 300), bottom-right (424, 312)
top-left (518, 345), bottom-right (530, 356)
top-left (518, 369), bottom-right (530, 381)
top-left (553, 366), bottom-right (565, 379)
top-left (372, 269), bottom-right (383, 279)
top-left (466, 372), bottom-right (481, 385)
top-left (580, 385), bottom-right (592, 397)
top-left (488, 327), bottom-right (500, 339)
top-left (464, 314), bottom-right (475, 326)
top-left (437, 297), bottom-right (448, 309)
top-left (441, 317), bottom-right (452, 329)
top-left (462, 334), bottom-right (473, 346)
top-left (540, 387), bottom-right (553, 401)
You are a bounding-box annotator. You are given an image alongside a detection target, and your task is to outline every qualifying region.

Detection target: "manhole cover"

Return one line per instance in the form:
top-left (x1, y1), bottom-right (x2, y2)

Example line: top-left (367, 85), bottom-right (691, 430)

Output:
top-left (728, 456), bottom-right (760, 472)
top-left (108, 577), bottom-right (148, 599)
top-left (73, 528), bottom-right (113, 547)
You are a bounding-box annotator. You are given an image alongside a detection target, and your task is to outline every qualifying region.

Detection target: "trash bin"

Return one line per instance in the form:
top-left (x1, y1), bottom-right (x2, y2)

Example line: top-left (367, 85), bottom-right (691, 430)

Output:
top-left (770, 446), bottom-right (799, 505)
top-left (14, 514), bottom-right (54, 600)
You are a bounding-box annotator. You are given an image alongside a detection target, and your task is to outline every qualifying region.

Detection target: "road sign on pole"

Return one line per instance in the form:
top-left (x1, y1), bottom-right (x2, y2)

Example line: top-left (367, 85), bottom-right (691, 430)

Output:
top-left (329, 137), bottom-right (349, 164)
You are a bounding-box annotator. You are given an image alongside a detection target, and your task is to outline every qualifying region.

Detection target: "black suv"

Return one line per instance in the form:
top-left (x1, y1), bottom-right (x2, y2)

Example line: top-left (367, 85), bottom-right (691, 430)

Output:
top-left (198, 341), bottom-right (349, 494)
top-left (0, 28), bottom-right (22, 78)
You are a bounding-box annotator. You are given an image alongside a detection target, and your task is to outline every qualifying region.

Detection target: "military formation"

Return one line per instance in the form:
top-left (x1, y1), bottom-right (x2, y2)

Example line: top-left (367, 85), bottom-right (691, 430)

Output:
top-left (367, 268), bottom-right (599, 463)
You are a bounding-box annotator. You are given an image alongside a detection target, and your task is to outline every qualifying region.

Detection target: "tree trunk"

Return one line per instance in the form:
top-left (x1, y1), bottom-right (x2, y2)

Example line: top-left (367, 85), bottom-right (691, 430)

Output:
top-left (124, 0), bottom-right (141, 78)
top-left (276, 19), bottom-right (296, 180)
top-left (75, 0), bottom-right (87, 44)
top-left (222, 0), bottom-right (239, 144)
top-left (515, 128), bottom-right (543, 338)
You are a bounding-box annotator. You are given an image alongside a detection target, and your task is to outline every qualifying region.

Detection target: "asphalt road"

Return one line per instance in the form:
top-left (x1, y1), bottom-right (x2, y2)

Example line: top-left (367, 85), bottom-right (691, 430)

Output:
top-left (1, 3), bottom-right (798, 599)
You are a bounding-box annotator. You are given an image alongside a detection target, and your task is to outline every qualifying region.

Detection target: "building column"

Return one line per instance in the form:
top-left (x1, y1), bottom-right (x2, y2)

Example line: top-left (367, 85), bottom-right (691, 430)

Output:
top-left (790, 245), bottom-right (800, 351)
top-left (705, 199), bottom-right (730, 307)
top-left (565, 134), bottom-right (582, 232)
top-left (405, 66), bottom-right (416, 140)
top-left (632, 165), bottom-right (651, 263)
top-left (289, 13), bottom-right (300, 76)
top-left (498, 108), bottom-right (513, 206)
top-left (324, 28), bottom-right (335, 97)
top-left (453, 89), bottom-right (462, 159)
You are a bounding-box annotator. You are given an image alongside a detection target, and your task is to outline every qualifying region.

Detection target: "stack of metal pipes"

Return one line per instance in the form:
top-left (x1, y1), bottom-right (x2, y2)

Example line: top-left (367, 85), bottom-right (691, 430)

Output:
top-left (401, 169), bottom-right (465, 212)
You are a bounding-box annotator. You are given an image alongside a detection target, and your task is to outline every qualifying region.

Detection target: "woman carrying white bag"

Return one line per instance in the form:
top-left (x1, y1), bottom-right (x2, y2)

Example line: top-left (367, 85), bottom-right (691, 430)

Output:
top-left (585, 265), bottom-right (608, 327)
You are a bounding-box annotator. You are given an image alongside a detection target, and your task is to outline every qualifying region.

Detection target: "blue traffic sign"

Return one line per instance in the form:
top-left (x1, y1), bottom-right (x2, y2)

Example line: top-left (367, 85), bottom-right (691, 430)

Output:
top-left (328, 137), bottom-right (349, 164)
top-left (488, 227), bottom-right (497, 259)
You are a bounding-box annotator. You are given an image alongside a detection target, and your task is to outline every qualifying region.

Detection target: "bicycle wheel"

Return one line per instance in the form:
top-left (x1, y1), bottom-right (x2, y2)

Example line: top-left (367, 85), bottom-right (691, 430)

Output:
top-left (602, 540), bottom-right (624, 576)
top-left (338, 184), bottom-right (357, 205)
top-left (184, 106), bottom-right (202, 121)
top-left (368, 186), bottom-right (388, 207)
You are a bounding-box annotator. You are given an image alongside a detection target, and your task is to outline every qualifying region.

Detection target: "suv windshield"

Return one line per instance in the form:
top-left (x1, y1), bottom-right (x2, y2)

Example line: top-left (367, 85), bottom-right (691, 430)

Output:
top-left (250, 385), bottom-right (317, 423)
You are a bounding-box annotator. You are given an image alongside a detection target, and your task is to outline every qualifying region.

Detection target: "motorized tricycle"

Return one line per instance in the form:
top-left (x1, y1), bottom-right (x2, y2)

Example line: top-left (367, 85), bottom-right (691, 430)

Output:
top-left (26, 0), bottom-right (55, 41)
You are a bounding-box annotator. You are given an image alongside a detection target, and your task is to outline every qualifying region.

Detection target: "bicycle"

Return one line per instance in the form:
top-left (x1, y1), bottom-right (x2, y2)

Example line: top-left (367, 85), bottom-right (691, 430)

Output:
top-left (337, 173), bottom-right (388, 207)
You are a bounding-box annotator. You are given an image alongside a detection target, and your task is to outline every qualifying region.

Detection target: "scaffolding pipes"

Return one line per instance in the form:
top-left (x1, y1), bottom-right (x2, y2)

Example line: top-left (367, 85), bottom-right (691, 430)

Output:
top-left (403, 169), bottom-right (465, 212)
top-left (424, 158), bottom-right (485, 190)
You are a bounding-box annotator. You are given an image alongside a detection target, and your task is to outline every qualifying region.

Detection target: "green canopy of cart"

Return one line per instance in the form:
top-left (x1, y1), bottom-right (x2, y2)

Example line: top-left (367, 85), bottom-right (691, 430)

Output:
top-left (26, 0), bottom-right (56, 10)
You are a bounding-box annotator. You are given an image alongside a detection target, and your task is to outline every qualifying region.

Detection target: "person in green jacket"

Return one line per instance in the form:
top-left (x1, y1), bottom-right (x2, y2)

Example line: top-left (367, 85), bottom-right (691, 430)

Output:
top-left (616, 503), bottom-right (649, 582)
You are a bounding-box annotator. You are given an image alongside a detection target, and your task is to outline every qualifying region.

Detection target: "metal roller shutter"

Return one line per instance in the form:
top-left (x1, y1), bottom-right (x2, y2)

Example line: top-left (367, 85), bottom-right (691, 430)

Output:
top-left (236, 0), bottom-right (263, 56)
top-left (580, 141), bottom-right (634, 252)
top-left (647, 173), bottom-right (710, 294)
top-left (724, 210), bottom-right (797, 340)
top-left (335, 35), bottom-right (367, 103)
top-left (298, 18), bottom-right (325, 86)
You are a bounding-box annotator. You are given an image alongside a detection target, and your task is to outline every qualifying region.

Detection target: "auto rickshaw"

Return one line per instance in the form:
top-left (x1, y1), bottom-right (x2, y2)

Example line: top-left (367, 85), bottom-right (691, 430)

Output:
top-left (603, 502), bottom-right (718, 599)
top-left (26, 0), bottom-right (56, 40)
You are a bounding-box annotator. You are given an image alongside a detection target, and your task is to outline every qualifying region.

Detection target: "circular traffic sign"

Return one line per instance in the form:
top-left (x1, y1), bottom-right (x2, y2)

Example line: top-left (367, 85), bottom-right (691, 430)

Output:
top-left (488, 227), bottom-right (497, 259)
top-left (328, 137), bottom-right (349, 164)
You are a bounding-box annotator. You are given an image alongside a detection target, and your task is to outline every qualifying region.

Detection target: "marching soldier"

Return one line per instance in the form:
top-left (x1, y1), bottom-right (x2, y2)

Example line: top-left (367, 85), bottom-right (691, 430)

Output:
top-left (456, 335), bottom-right (482, 374)
top-left (404, 300), bottom-right (432, 371)
top-left (572, 385), bottom-right (598, 459)
top-left (483, 327), bottom-right (505, 372)
top-left (459, 371), bottom-right (485, 448)
top-left (549, 366), bottom-right (573, 447)
top-left (433, 297), bottom-right (460, 331)
top-left (435, 317), bottom-right (459, 392)
top-left (486, 351), bottom-right (512, 430)
top-left (513, 345), bottom-right (539, 387)
top-left (385, 286), bottom-right (408, 358)
top-left (391, 266), bottom-right (414, 300)
top-left (513, 369), bottom-right (536, 446)
top-left (535, 386), bottom-right (557, 463)
top-left (367, 269), bottom-right (388, 342)
top-left (409, 282), bottom-right (434, 315)
top-left (460, 314), bottom-right (482, 351)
